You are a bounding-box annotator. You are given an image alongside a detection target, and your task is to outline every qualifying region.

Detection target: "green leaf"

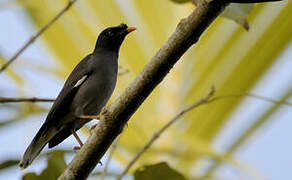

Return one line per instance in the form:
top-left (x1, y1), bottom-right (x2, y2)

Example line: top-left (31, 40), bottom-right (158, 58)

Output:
top-left (220, 3), bottom-right (254, 30)
top-left (134, 162), bottom-right (187, 180)
top-left (22, 173), bottom-right (39, 180)
top-left (39, 151), bottom-right (67, 179)
top-left (172, 0), bottom-right (254, 30)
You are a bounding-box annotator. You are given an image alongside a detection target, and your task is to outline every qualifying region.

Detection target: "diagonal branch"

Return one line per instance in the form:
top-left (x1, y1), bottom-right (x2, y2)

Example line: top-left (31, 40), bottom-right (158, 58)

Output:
top-left (0, 0), bottom-right (78, 73)
top-left (57, 0), bottom-right (230, 179)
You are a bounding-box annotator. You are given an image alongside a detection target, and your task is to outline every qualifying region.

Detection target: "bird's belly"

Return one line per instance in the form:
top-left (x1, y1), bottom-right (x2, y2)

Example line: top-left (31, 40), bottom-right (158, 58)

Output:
top-left (82, 94), bottom-right (108, 115)
top-left (71, 74), bottom-right (116, 116)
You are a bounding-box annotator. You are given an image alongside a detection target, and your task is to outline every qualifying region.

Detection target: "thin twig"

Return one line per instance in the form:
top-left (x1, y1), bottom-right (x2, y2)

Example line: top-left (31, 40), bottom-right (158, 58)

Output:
top-left (117, 89), bottom-right (292, 179)
top-left (209, 93), bottom-right (292, 106)
top-left (117, 88), bottom-right (215, 180)
top-left (0, 0), bottom-right (78, 73)
top-left (101, 139), bottom-right (119, 180)
top-left (0, 97), bottom-right (54, 103)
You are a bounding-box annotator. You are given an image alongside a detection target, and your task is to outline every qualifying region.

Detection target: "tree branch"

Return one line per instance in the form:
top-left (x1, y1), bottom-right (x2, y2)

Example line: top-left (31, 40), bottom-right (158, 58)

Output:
top-left (57, 0), bottom-right (230, 179)
top-left (0, 97), bottom-right (54, 103)
top-left (0, 0), bottom-right (78, 73)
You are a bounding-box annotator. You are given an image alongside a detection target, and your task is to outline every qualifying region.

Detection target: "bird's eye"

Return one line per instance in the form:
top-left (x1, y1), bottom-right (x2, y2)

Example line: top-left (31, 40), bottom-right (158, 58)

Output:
top-left (107, 31), bottom-right (114, 37)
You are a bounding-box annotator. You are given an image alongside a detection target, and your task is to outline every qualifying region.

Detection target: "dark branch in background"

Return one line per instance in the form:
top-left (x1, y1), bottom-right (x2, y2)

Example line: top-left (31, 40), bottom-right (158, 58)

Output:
top-left (0, 0), bottom-right (78, 73)
top-left (117, 88), bottom-right (215, 180)
top-left (58, 1), bottom-right (229, 179)
top-left (57, 0), bottom-right (284, 179)
top-left (0, 97), bottom-right (54, 103)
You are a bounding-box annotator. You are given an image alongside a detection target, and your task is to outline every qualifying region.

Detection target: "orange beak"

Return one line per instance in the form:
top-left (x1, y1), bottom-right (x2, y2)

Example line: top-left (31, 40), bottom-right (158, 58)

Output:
top-left (127, 27), bottom-right (136, 33)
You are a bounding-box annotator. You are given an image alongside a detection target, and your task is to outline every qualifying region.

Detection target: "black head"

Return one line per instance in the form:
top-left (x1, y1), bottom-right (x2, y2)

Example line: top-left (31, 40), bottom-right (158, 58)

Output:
top-left (94, 24), bottom-right (136, 52)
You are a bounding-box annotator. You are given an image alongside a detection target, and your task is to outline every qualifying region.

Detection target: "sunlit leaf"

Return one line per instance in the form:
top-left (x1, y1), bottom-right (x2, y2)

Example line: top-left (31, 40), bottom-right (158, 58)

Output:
top-left (170, 0), bottom-right (254, 29)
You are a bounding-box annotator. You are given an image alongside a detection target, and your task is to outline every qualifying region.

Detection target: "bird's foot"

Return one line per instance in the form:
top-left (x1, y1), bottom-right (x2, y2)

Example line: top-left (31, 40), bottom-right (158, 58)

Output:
top-left (90, 123), bottom-right (98, 130)
top-left (89, 123), bottom-right (99, 135)
top-left (73, 146), bottom-right (81, 151)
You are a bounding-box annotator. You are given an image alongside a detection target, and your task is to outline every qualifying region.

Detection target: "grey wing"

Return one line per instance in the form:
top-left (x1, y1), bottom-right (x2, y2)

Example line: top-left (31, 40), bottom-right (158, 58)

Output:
top-left (45, 54), bottom-right (93, 124)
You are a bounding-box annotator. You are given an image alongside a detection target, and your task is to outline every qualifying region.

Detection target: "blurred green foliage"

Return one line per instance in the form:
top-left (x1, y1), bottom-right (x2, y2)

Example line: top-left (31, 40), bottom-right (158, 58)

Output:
top-left (22, 151), bottom-right (66, 180)
top-left (134, 162), bottom-right (186, 180)
top-left (0, 0), bottom-right (291, 179)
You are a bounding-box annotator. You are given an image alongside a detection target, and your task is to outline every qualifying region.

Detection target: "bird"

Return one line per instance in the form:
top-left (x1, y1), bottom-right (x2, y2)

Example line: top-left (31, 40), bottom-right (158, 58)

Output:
top-left (19, 23), bottom-right (136, 169)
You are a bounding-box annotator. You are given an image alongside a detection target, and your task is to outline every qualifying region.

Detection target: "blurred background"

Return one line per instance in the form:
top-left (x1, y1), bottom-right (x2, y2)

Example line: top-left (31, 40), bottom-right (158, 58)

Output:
top-left (0, 0), bottom-right (291, 179)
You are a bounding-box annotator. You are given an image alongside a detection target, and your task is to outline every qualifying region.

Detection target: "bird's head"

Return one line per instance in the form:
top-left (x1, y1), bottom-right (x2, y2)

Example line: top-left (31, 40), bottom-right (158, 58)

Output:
top-left (94, 24), bottom-right (136, 52)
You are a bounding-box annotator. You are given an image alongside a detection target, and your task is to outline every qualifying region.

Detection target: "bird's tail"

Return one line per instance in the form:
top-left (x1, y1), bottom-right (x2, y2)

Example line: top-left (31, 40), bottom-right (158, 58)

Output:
top-left (19, 123), bottom-right (57, 169)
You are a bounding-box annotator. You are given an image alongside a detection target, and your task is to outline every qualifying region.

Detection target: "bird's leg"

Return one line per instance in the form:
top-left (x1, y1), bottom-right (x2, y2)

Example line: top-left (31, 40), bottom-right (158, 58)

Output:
top-left (75, 107), bottom-right (100, 120)
top-left (78, 115), bottom-right (100, 131)
top-left (71, 130), bottom-right (83, 151)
